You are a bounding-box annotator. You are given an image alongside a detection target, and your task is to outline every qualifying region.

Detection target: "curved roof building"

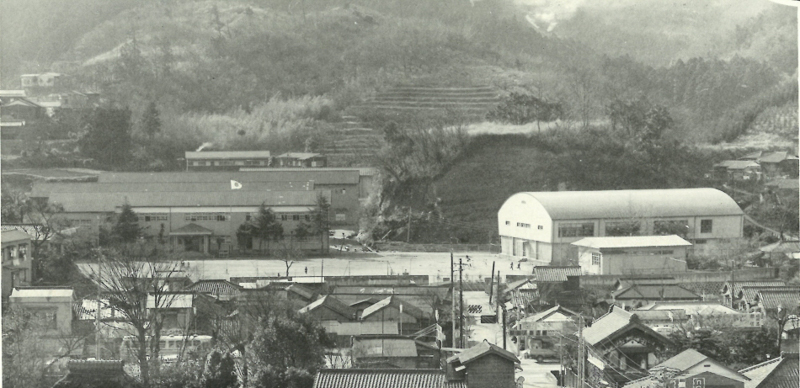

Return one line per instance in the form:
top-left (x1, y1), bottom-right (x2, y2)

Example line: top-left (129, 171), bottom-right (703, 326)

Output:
top-left (497, 188), bottom-right (743, 265)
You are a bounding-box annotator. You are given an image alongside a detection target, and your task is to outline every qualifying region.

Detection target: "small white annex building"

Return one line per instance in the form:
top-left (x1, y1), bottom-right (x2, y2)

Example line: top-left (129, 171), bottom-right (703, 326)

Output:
top-left (571, 235), bottom-right (691, 275)
top-left (497, 188), bottom-right (743, 265)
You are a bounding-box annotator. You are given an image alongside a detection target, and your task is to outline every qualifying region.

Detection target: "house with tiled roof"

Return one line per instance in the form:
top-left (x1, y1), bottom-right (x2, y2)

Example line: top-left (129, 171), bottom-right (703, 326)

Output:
top-left (298, 295), bottom-right (356, 322)
top-left (740, 353), bottom-right (799, 388)
top-left (611, 280), bottom-right (702, 309)
top-left (360, 296), bottom-right (430, 335)
top-left (446, 340), bottom-right (520, 388)
top-left (757, 151), bottom-right (799, 179)
top-left (721, 280), bottom-right (787, 310)
top-left (712, 160), bottom-right (762, 181)
top-left (753, 288), bottom-right (800, 316)
top-left (186, 279), bottom-right (242, 301)
top-left (512, 305), bottom-right (579, 356)
top-left (52, 359), bottom-right (138, 388)
top-left (313, 368), bottom-right (466, 388)
top-left (276, 152), bottom-right (327, 168)
top-left (351, 335), bottom-right (441, 369)
top-left (624, 349), bottom-right (751, 388)
top-left (636, 301), bottom-right (762, 330)
top-left (581, 307), bottom-right (675, 385)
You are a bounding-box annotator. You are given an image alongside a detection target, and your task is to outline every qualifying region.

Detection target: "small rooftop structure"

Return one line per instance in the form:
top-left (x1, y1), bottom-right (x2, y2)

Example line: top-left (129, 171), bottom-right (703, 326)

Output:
top-left (2, 230), bottom-right (33, 244)
top-left (572, 235), bottom-right (692, 250)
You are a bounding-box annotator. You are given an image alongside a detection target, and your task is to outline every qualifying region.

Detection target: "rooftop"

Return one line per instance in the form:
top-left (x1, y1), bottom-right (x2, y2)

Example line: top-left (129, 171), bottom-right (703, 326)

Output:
top-left (10, 287), bottom-right (74, 299)
top-left (533, 266), bottom-right (582, 282)
top-left (582, 307), bottom-right (673, 347)
top-left (740, 353), bottom-right (799, 388)
top-left (447, 339), bottom-right (519, 365)
top-left (31, 181), bottom-right (314, 196)
top-left (185, 150), bottom-right (271, 159)
top-left (723, 280), bottom-right (787, 296)
top-left (353, 337), bottom-right (418, 358)
top-left (99, 170), bottom-right (360, 185)
top-left (277, 152), bottom-right (323, 160)
top-left (313, 369), bottom-right (465, 388)
top-left (572, 235), bottom-right (692, 249)
top-left (321, 321), bottom-right (399, 336)
top-left (506, 188), bottom-right (742, 220)
top-left (361, 296), bottom-right (427, 320)
top-left (613, 284), bottom-right (701, 301)
top-left (756, 289), bottom-right (800, 311)
top-left (759, 151), bottom-right (797, 164)
top-left (1, 230), bottom-right (33, 244)
top-left (298, 295), bottom-right (355, 319)
top-left (714, 160), bottom-right (761, 170)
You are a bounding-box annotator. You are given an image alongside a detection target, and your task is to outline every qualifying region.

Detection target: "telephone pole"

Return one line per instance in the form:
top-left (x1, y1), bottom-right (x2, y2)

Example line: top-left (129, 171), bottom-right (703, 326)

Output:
top-left (489, 261), bottom-right (496, 305)
top-left (459, 257), bottom-right (464, 348)
top-left (451, 252), bottom-right (456, 348)
top-left (577, 315), bottom-right (585, 388)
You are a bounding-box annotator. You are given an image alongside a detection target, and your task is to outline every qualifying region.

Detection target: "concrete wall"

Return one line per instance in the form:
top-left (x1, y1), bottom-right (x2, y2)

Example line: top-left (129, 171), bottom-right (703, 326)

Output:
top-left (465, 354), bottom-right (516, 388)
top-left (579, 268), bottom-right (779, 289)
top-left (10, 295), bottom-right (73, 334)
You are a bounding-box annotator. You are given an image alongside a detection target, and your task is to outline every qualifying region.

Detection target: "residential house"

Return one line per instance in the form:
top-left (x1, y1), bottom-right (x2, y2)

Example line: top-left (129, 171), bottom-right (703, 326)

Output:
top-left (185, 150), bottom-right (272, 171)
top-left (759, 239), bottom-right (800, 261)
top-left (2, 230), bottom-right (34, 301)
top-left (572, 235), bottom-right (691, 275)
top-left (721, 280), bottom-right (787, 310)
top-left (498, 189), bottom-right (744, 264)
top-left (329, 284), bottom-right (450, 319)
top-left (630, 309), bottom-right (689, 335)
top-left (446, 340), bottom-right (520, 388)
top-left (314, 369), bottom-right (466, 388)
top-left (146, 293), bottom-right (194, 332)
top-left (9, 287), bottom-right (74, 335)
top-left (740, 353), bottom-right (799, 388)
top-left (712, 160), bottom-right (762, 181)
top-left (276, 152), bottom-right (328, 168)
top-left (360, 296), bottom-right (429, 335)
top-left (636, 301), bottom-right (761, 330)
top-left (758, 151), bottom-right (799, 179)
top-left (581, 307), bottom-right (675, 385)
top-left (351, 335), bottom-right (440, 369)
top-left (320, 321), bottom-right (399, 347)
top-left (624, 349), bottom-right (751, 388)
top-left (751, 288), bottom-right (800, 319)
top-left (20, 72), bottom-right (63, 88)
top-left (611, 280), bottom-right (702, 309)
top-left (504, 277), bottom-right (537, 311)
top-left (350, 298), bottom-right (381, 319)
top-left (298, 295), bottom-right (357, 322)
top-left (186, 279), bottom-right (242, 301)
top-left (511, 305), bottom-right (579, 355)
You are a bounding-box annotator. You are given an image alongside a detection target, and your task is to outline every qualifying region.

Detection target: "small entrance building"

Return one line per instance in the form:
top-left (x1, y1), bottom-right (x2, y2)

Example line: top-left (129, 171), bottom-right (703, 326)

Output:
top-left (170, 223), bottom-right (213, 253)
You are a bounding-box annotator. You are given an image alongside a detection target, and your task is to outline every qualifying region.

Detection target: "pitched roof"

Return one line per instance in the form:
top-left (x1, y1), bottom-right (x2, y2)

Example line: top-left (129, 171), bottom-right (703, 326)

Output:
top-left (298, 295), bottom-right (355, 319)
top-left (636, 302), bottom-right (738, 317)
top-left (715, 160), bottom-right (761, 170)
top-left (185, 151), bottom-right (271, 159)
top-left (756, 289), bottom-right (800, 311)
top-left (613, 284), bottom-right (701, 301)
top-left (1, 230), bottom-right (33, 244)
top-left (277, 152), bottom-right (323, 159)
top-left (523, 305), bottom-right (580, 323)
top-left (739, 286), bottom-right (797, 304)
top-left (765, 179), bottom-right (799, 191)
top-left (31, 181), bottom-right (314, 196)
top-left (534, 266), bottom-right (582, 282)
top-left (760, 240), bottom-right (800, 254)
top-left (723, 280), bottom-right (787, 296)
top-left (99, 170), bottom-right (359, 185)
top-left (654, 349), bottom-right (710, 371)
top-left (507, 189), bottom-right (743, 220)
top-left (48, 190), bottom-right (326, 212)
top-left (740, 353), bottom-right (799, 388)
top-left (759, 151), bottom-right (794, 164)
top-left (632, 309), bottom-right (688, 322)
top-left (187, 279), bottom-right (242, 296)
top-left (447, 340), bottom-right (520, 364)
top-left (353, 337), bottom-right (418, 358)
top-left (287, 284), bottom-right (315, 300)
top-left (170, 223), bottom-right (213, 235)
top-left (321, 321), bottom-right (399, 336)
top-left (313, 369), bottom-right (466, 388)
top-left (572, 235), bottom-right (692, 249)
top-left (360, 296), bottom-right (427, 320)
top-left (582, 307), bottom-right (674, 347)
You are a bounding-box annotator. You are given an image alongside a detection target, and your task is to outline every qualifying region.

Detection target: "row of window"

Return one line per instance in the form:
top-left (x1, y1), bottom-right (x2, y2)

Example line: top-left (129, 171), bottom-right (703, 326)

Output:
top-left (505, 221), bottom-right (543, 230)
top-left (138, 214), bottom-right (168, 222)
top-left (185, 213), bottom-right (229, 222)
top-left (190, 160), bottom-right (269, 166)
top-left (558, 219), bottom-right (712, 238)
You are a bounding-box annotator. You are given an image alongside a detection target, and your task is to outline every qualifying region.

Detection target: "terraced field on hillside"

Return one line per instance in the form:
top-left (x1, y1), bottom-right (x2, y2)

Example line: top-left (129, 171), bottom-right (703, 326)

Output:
top-left (317, 116), bottom-right (384, 167)
top-left (353, 85), bottom-right (499, 118)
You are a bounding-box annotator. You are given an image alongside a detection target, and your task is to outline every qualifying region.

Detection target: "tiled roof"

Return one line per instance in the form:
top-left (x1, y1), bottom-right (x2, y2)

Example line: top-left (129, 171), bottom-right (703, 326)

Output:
top-left (187, 280), bottom-right (242, 296)
top-left (353, 337), bottom-right (418, 358)
top-left (447, 340), bottom-right (519, 364)
top-left (277, 152), bottom-right (323, 160)
top-left (99, 170), bottom-right (360, 185)
top-left (612, 284), bottom-right (701, 301)
top-left (313, 369), bottom-right (466, 388)
top-left (756, 289), bottom-right (800, 311)
top-left (1, 230), bottom-right (33, 244)
top-left (534, 266), bottom-right (582, 282)
top-left (572, 235), bottom-right (692, 249)
top-left (723, 281), bottom-right (787, 296)
top-left (739, 286), bottom-right (797, 304)
top-left (287, 284), bottom-right (315, 300)
top-left (632, 309), bottom-right (688, 322)
top-left (741, 353), bottom-right (799, 388)
top-left (523, 305), bottom-right (579, 323)
top-left (298, 295), bottom-right (355, 319)
top-left (321, 321), bottom-right (398, 336)
top-left (654, 349), bottom-right (709, 372)
top-left (582, 307), bottom-right (674, 348)
top-left (185, 151), bottom-right (271, 159)
top-left (509, 189), bottom-right (742, 220)
top-left (48, 190), bottom-right (327, 212)
top-left (361, 296), bottom-right (427, 320)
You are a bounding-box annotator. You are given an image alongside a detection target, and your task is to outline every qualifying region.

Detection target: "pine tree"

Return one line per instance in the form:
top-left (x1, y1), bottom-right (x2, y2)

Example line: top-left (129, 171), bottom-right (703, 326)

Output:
top-left (111, 202), bottom-right (143, 244)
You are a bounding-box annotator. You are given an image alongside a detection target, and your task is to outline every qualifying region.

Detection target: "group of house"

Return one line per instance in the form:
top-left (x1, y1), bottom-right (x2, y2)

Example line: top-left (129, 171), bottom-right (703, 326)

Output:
top-left (712, 150), bottom-right (799, 183)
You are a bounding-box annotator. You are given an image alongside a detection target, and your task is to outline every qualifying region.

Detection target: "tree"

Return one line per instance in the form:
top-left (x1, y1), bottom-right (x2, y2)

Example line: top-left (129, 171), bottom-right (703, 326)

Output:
top-left (111, 202), bottom-right (144, 245)
top-left (252, 204), bottom-right (283, 254)
top-left (79, 106), bottom-right (133, 168)
top-left (277, 239), bottom-right (304, 277)
top-left (141, 101), bottom-right (162, 141)
top-left (309, 194), bottom-right (331, 253)
top-left (487, 92), bottom-right (563, 130)
top-left (85, 245), bottom-right (187, 388)
top-left (201, 350), bottom-right (237, 388)
top-left (245, 311), bottom-right (332, 388)
top-left (2, 187), bottom-right (28, 223)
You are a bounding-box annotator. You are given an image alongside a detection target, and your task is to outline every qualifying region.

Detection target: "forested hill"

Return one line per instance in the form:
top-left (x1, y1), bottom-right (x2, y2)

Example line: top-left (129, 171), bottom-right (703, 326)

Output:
top-left (0, 0), bottom-right (796, 168)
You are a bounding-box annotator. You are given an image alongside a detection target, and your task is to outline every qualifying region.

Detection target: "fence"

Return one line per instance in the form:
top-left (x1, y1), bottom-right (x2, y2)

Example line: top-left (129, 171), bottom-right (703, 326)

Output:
top-left (578, 268), bottom-right (779, 288)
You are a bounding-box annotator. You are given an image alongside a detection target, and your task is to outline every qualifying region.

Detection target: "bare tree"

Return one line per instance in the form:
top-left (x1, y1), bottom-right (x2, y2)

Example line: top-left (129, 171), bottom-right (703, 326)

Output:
top-left (83, 245), bottom-right (186, 388)
top-left (276, 239), bottom-right (304, 277)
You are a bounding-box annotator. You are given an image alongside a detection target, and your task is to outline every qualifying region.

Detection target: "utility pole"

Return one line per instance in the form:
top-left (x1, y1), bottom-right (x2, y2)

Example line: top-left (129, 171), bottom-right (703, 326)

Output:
top-left (459, 257), bottom-right (464, 348)
top-left (730, 258), bottom-right (735, 309)
top-left (495, 271), bottom-right (501, 326)
top-left (406, 208), bottom-right (412, 243)
top-left (559, 335), bottom-right (564, 387)
top-left (451, 251), bottom-right (456, 348)
top-left (489, 261), bottom-right (495, 305)
top-left (577, 315), bottom-right (585, 388)
top-left (501, 304), bottom-right (507, 349)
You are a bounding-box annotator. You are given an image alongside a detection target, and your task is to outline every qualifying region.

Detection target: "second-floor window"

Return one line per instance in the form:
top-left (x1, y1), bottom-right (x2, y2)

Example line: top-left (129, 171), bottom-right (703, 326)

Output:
top-left (700, 219), bottom-right (713, 233)
top-left (558, 223), bottom-right (594, 238)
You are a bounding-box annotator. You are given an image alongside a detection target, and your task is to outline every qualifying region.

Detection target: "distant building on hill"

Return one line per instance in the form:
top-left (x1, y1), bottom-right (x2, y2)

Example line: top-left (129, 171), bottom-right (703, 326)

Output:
top-left (571, 235), bottom-right (691, 275)
top-left (20, 72), bottom-right (63, 88)
top-left (275, 152), bottom-right (327, 168)
top-left (498, 188), bottom-right (744, 265)
top-left (185, 150), bottom-right (273, 171)
top-left (2, 230), bottom-right (34, 301)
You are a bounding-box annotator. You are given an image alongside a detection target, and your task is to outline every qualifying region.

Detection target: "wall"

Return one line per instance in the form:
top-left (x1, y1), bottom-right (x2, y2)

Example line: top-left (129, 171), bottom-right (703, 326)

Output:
top-left (465, 354), bottom-right (516, 388)
top-left (578, 246), bottom-right (688, 275)
top-left (10, 295), bottom-right (73, 334)
top-left (579, 268), bottom-right (779, 288)
top-left (677, 371), bottom-right (744, 388)
top-left (498, 193), bottom-right (554, 252)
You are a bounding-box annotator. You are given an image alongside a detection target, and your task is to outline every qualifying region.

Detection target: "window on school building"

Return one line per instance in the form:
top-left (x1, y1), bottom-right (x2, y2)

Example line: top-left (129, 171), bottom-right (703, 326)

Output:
top-left (184, 213), bottom-right (229, 222)
top-left (591, 252), bottom-right (601, 265)
top-left (281, 214), bottom-right (288, 221)
top-left (516, 222), bottom-right (531, 228)
top-left (505, 221), bottom-right (511, 225)
top-left (292, 215), bottom-right (300, 221)
top-left (138, 214), bottom-right (168, 222)
top-left (558, 223), bottom-right (594, 238)
top-left (653, 220), bottom-right (689, 237)
top-left (700, 219), bottom-right (713, 233)
top-left (605, 221), bottom-right (641, 236)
